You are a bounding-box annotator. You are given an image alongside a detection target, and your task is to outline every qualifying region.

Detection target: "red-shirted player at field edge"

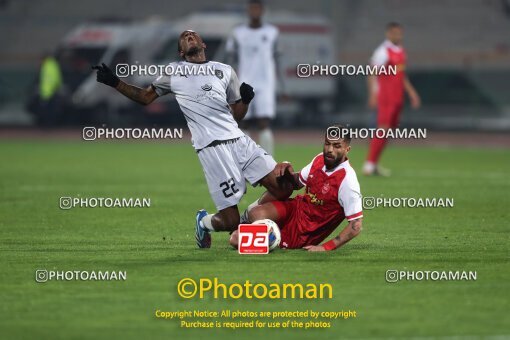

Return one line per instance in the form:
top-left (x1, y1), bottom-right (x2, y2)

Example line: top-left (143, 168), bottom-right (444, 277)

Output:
top-left (230, 126), bottom-right (363, 252)
top-left (363, 22), bottom-right (421, 176)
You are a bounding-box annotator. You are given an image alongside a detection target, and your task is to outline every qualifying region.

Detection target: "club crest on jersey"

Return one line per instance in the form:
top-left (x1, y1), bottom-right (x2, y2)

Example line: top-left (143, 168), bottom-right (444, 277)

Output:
top-left (307, 192), bottom-right (324, 206)
top-left (201, 84), bottom-right (212, 91)
top-left (321, 182), bottom-right (331, 194)
top-left (215, 70), bottom-right (223, 79)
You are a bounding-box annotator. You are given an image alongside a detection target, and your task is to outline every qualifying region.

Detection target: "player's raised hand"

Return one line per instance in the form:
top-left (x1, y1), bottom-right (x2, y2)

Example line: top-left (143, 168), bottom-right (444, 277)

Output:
top-left (92, 63), bottom-right (120, 88)
top-left (303, 245), bottom-right (326, 252)
top-left (240, 82), bottom-right (254, 104)
top-left (273, 161), bottom-right (294, 178)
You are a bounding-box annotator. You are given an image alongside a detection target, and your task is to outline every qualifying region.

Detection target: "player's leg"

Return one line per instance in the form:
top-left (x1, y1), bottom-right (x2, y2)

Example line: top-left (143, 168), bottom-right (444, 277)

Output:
top-left (208, 205), bottom-right (241, 231)
top-left (236, 135), bottom-right (293, 225)
top-left (255, 88), bottom-right (276, 155)
top-left (229, 200), bottom-right (286, 248)
top-left (239, 89), bottom-right (279, 209)
top-left (239, 190), bottom-right (279, 224)
top-left (256, 117), bottom-right (274, 155)
top-left (376, 102), bottom-right (403, 175)
top-left (391, 102), bottom-right (403, 128)
top-left (237, 135), bottom-right (292, 201)
top-left (257, 171), bottom-right (293, 201)
top-left (195, 142), bottom-right (246, 248)
top-left (197, 205), bottom-right (240, 248)
top-left (238, 168), bottom-right (292, 225)
top-left (367, 102), bottom-right (403, 176)
top-left (248, 200), bottom-right (281, 222)
top-left (364, 102), bottom-right (392, 175)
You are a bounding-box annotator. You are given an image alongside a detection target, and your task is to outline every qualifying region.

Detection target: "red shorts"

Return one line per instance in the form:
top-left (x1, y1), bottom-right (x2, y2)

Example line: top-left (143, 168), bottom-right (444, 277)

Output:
top-left (378, 101), bottom-right (403, 128)
top-left (270, 199), bottom-right (344, 249)
top-left (272, 199), bottom-right (296, 227)
top-left (270, 199), bottom-right (301, 249)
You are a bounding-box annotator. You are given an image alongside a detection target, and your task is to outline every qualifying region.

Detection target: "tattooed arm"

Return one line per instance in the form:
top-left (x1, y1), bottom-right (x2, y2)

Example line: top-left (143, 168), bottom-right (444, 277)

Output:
top-left (92, 63), bottom-right (158, 106)
top-left (115, 81), bottom-right (158, 106)
top-left (304, 218), bottom-right (363, 252)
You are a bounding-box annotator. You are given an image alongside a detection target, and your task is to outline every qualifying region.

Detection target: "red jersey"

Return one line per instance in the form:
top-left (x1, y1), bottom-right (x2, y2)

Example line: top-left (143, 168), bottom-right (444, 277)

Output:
top-left (277, 154), bottom-right (363, 249)
top-left (371, 40), bottom-right (407, 105)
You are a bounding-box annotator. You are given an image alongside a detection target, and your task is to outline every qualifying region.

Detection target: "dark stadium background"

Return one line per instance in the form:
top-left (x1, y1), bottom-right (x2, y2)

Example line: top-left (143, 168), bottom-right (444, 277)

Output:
top-left (1, 0), bottom-right (509, 131)
top-left (0, 1), bottom-right (509, 339)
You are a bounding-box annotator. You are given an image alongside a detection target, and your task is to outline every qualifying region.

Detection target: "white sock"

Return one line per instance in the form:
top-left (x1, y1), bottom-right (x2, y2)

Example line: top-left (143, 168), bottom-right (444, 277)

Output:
top-left (259, 128), bottom-right (274, 155)
top-left (363, 161), bottom-right (376, 173)
top-left (201, 214), bottom-right (215, 232)
top-left (240, 199), bottom-right (260, 224)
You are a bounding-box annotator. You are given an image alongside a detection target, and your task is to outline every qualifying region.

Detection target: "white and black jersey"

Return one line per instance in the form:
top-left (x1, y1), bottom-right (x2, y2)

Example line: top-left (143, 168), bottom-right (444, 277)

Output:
top-left (152, 60), bottom-right (244, 150)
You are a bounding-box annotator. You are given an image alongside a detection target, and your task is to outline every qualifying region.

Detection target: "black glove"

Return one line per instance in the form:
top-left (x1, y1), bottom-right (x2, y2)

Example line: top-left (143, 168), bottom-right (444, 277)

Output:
top-left (92, 63), bottom-right (120, 88)
top-left (240, 82), bottom-right (254, 104)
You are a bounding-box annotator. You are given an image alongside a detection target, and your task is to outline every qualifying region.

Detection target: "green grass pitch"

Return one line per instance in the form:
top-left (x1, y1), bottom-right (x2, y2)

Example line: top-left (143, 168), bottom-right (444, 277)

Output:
top-left (0, 139), bottom-right (508, 339)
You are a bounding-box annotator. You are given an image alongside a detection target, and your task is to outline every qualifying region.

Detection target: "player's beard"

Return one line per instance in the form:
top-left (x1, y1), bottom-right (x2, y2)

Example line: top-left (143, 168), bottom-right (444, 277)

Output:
top-left (324, 153), bottom-right (343, 169)
top-left (185, 46), bottom-right (203, 58)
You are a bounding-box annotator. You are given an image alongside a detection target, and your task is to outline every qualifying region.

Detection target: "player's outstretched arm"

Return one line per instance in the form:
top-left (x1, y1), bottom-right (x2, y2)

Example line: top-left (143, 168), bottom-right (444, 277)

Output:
top-left (304, 218), bottom-right (363, 252)
top-left (115, 82), bottom-right (158, 106)
top-left (92, 63), bottom-right (158, 106)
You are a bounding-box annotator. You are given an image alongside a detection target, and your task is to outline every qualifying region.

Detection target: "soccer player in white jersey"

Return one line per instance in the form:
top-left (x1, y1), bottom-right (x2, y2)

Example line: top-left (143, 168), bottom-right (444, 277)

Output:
top-left (226, 0), bottom-right (286, 155)
top-left (92, 30), bottom-right (293, 248)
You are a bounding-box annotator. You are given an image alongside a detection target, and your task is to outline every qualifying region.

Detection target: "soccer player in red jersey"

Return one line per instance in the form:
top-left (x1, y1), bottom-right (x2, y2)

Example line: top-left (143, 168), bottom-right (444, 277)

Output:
top-left (363, 22), bottom-right (421, 176)
top-left (230, 126), bottom-right (363, 251)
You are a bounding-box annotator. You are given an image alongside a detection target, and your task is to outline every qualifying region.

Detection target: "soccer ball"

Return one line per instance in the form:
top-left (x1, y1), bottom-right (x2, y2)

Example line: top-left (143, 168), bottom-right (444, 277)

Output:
top-left (253, 219), bottom-right (281, 251)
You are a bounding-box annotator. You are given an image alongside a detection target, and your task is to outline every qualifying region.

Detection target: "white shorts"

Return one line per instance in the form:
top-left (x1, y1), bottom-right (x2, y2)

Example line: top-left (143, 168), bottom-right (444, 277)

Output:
top-left (245, 86), bottom-right (276, 119)
top-left (197, 135), bottom-right (277, 210)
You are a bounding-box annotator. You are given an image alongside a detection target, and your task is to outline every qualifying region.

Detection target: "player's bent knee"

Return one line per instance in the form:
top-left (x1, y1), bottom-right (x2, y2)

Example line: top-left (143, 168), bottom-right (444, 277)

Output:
top-left (247, 205), bottom-right (263, 222)
top-left (229, 230), bottom-right (239, 248)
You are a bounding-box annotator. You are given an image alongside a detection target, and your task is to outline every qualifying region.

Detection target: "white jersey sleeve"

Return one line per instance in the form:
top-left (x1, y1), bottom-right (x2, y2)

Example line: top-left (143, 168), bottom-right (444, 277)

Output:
top-left (371, 43), bottom-right (389, 66)
top-left (151, 63), bottom-right (173, 96)
top-left (298, 153), bottom-right (322, 185)
top-left (338, 168), bottom-right (363, 221)
top-left (151, 60), bottom-right (244, 150)
top-left (226, 67), bottom-right (241, 104)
